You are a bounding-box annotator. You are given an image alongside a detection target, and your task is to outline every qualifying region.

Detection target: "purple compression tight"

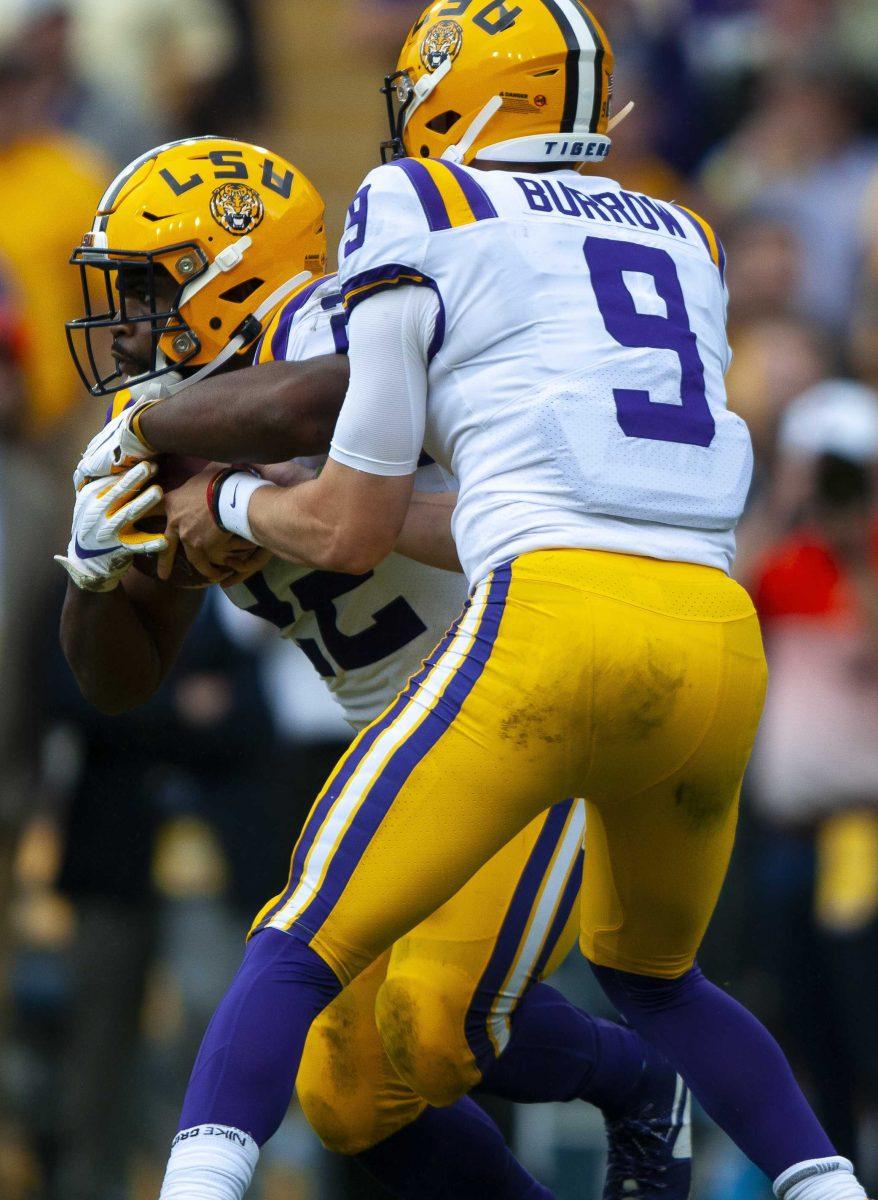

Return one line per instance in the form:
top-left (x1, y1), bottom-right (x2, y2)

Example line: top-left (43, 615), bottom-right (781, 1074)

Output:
top-left (178, 931), bottom-right (552, 1197)
top-left (591, 961), bottom-right (836, 1181)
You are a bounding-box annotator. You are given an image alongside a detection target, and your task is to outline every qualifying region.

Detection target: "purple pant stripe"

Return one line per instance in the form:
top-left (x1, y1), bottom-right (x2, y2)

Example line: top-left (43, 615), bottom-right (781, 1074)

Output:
top-left (255, 597), bottom-right (475, 932)
top-left (531, 846), bottom-right (583, 982)
top-left (291, 564), bottom-right (513, 939)
top-left (464, 799), bottom-right (576, 1071)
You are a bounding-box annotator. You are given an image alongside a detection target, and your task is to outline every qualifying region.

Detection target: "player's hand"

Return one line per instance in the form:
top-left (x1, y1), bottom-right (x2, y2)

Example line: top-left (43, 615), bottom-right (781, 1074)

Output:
top-left (72, 374), bottom-right (182, 490)
top-left (55, 461), bottom-right (167, 592)
top-left (158, 467), bottom-right (255, 585)
top-left (221, 546), bottom-right (275, 587)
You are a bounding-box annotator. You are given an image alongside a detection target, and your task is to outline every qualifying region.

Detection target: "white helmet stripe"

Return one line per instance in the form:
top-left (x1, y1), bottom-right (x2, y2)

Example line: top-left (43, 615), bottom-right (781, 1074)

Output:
top-left (549, 0), bottom-right (604, 133)
top-left (95, 135), bottom-right (235, 230)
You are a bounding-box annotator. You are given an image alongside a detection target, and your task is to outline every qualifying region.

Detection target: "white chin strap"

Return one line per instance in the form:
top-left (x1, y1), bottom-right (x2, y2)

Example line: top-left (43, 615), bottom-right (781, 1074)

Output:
top-left (442, 95), bottom-right (504, 165)
top-left (439, 92), bottom-right (613, 167)
top-left (405, 54), bottom-right (453, 122)
top-left (160, 266), bottom-right (313, 396)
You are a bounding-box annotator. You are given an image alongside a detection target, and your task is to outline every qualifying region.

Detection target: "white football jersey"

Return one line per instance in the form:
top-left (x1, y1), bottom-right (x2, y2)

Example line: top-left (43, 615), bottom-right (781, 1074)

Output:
top-left (337, 159), bottom-right (753, 583)
top-left (224, 274), bottom-right (467, 729)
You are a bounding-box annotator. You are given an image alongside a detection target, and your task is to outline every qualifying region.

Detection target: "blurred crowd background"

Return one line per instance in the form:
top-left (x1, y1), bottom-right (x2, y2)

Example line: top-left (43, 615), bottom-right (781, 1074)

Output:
top-left (1, 1), bottom-right (878, 1197)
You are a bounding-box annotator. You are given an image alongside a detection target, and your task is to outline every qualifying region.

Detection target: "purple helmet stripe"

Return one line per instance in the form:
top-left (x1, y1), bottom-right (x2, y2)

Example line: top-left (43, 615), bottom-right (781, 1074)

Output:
top-left (538, 0), bottom-right (580, 134)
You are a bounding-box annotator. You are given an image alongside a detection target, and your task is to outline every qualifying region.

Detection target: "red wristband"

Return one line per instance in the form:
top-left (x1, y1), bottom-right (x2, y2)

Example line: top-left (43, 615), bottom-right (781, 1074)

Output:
top-left (206, 468), bottom-right (238, 531)
top-left (206, 465), bottom-right (262, 532)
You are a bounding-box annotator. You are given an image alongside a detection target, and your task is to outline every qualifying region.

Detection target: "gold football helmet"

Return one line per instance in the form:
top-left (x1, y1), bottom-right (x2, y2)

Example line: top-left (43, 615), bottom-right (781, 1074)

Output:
top-left (382, 0), bottom-right (615, 166)
top-left (68, 137), bottom-right (327, 396)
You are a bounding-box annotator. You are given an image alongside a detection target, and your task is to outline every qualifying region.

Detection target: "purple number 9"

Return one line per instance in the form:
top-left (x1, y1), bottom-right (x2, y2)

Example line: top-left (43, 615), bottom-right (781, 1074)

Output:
top-left (584, 237), bottom-right (715, 448)
top-left (343, 185), bottom-right (371, 259)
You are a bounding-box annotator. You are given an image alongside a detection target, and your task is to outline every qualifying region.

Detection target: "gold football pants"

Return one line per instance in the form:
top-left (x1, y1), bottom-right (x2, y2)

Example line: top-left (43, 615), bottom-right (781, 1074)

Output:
top-left (296, 801), bottom-right (581, 1153)
top-left (257, 548), bottom-right (766, 1146)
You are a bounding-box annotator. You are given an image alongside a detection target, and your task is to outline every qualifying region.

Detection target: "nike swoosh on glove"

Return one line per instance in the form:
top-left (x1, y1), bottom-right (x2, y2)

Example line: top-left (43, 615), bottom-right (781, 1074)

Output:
top-left (56, 461), bottom-right (168, 592)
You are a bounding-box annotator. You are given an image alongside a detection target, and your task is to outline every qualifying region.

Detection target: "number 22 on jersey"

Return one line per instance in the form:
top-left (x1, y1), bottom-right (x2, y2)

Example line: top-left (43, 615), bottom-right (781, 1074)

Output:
top-left (242, 567), bottom-right (427, 678)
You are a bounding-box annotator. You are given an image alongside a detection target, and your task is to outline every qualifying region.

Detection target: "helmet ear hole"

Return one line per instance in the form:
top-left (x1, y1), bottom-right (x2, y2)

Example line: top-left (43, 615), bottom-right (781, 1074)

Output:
top-left (218, 277), bottom-right (264, 304)
top-left (426, 110), bottom-right (461, 135)
top-left (420, 145), bottom-right (431, 157)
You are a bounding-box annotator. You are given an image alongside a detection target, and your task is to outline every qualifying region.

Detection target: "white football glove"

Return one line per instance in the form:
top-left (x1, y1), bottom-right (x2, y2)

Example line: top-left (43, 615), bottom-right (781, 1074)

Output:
top-left (73, 373), bottom-right (183, 491)
top-left (55, 461), bottom-right (168, 592)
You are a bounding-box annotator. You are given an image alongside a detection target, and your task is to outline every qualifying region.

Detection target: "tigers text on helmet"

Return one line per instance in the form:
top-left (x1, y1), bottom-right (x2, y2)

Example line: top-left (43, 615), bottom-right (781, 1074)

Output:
top-left (382, 0), bottom-right (615, 166)
top-left (67, 136), bottom-right (327, 396)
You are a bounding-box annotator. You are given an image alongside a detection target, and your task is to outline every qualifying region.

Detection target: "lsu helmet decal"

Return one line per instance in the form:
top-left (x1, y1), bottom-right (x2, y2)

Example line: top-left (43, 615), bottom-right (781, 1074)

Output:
top-left (421, 19), bottom-right (464, 70)
top-left (382, 0), bottom-right (616, 166)
top-left (67, 136), bottom-right (327, 396)
top-left (209, 182), bottom-right (266, 236)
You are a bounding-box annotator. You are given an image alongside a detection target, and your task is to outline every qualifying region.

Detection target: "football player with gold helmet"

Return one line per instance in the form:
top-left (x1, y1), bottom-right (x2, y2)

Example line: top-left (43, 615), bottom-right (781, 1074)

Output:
top-left (62, 137), bottom-right (691, 1200)
top-left (130, 4), bottom-right (872, 1200)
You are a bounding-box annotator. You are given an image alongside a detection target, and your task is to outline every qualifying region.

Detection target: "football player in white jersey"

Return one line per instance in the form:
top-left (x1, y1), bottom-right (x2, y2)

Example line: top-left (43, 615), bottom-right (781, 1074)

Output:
top-left (140, 7), bottom-right (872, 1200)
top-left (62, 138), bottom-right (696, 1199)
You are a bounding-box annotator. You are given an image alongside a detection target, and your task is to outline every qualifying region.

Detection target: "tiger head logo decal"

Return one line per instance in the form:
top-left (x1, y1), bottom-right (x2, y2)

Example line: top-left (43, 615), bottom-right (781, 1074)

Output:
top-left (209, 183), bottom-right (265, 236)
top-left (420, 19), bottom-right (464, 72)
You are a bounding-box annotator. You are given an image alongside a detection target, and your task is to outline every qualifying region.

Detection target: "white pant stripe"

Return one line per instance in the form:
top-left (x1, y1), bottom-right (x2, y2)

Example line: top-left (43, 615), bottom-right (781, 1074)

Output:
top-left (269, 577), bottom-right (493, 932)
top-left (487, 802), bottom-right (586, 1056)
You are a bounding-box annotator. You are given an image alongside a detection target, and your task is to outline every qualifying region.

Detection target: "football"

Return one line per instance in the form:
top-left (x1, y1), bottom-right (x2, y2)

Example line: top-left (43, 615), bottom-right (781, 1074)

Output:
top-left (131, 454), bottom-right (214, 588)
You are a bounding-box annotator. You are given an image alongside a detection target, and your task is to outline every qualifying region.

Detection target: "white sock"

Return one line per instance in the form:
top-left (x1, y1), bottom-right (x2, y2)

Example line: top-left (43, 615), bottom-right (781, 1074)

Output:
top-left (158, 1125), bottom-right (259, 1200)
top-left (774, 1157), bottom-right (868, 1200)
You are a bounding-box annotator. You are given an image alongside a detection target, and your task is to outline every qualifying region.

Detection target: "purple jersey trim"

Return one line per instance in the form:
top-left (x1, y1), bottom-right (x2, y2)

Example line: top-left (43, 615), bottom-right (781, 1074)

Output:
top-left (671, 204), bottom-right (726, 282)
top-left (268, 276), bottom-right (327, 362)
top-left (716, 238), bottom-right (727, 285)
top-left (392, 159), bottom-right (452, 232)
top-left (439, 160), bottom-right (499, 221)
top-left (343, 263), bottom-right (446, 362)
top-left (671, 204), bottom-right (710, 253)
top-left (330, 313), bottom-right (349, 355)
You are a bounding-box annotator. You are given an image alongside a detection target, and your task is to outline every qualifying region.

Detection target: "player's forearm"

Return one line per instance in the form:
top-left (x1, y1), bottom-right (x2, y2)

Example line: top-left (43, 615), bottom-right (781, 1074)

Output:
top-left (60, 575), bottom-right (200, 714)
top-left (139, 357), bottom-right (349, 463)
top-left (247, 483), bottom-right (369, 574)
top-left (61, 582), bottom-right (164, 713)
top-left (247, 462), bottom-right (410, 575)
top-left (395, 491), bottom-right (462, 573)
